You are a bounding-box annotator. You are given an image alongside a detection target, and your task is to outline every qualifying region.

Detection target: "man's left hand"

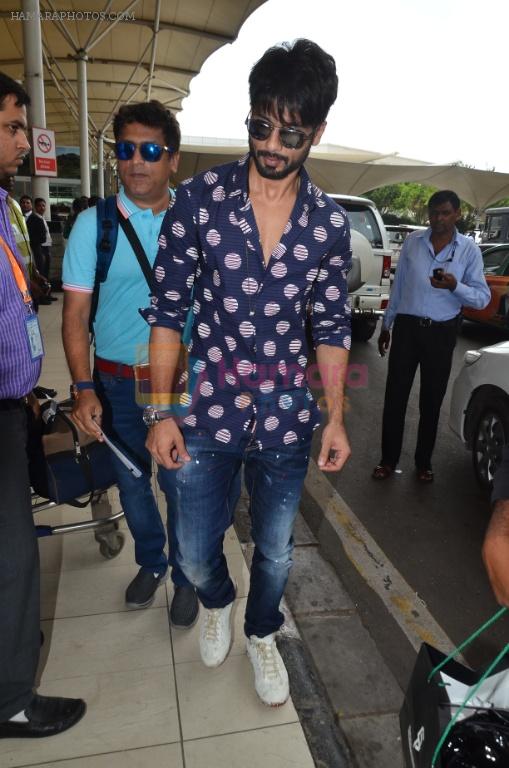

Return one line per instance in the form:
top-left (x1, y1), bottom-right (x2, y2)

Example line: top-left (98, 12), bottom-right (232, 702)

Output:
top-left (430, 272), bottom-right (457, 291)
top-left (317, 422), bottom-right (351, 472)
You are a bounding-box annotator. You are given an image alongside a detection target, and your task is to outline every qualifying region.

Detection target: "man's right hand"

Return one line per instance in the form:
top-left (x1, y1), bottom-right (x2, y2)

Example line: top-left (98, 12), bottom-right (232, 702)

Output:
top-left (146, 418), bottom-right (191, 470)
top-left (71, 390), bottom-right (104, 439)
top-left (378, 328), bottom-right (391, 357)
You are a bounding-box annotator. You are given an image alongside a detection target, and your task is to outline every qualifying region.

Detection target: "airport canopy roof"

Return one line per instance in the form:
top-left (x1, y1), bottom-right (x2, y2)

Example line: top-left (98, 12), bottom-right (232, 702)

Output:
top-left (0, 0), bottom-right (267, 146)
top-left (178, 141), bottom-right (509, 210)
top-left (2, 2), bottom-right (507, 209)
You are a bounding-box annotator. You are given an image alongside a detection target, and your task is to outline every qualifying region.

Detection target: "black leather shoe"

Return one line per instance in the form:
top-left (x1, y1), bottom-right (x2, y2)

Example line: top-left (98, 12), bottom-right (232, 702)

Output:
top-left (0, 694), bottom-right (86, 739)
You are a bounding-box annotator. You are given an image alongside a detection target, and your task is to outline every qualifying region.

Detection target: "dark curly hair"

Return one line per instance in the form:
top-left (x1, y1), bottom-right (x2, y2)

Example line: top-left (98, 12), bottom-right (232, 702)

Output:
top-left (0, 72), bottom-right (30, 111)
top-left (113, 100), bottom-right (181, 152)
top-left (249, 39), bottom-right (338, 128)
top-left (428, 190), bottom-right (461, 211)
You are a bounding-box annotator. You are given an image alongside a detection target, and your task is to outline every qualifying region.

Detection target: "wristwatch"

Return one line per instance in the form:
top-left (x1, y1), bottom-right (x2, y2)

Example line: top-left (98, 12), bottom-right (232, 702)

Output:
top-left (70, 381), bottom-right (95, 399)
top-left (142, 406), bottom-right (174, 427)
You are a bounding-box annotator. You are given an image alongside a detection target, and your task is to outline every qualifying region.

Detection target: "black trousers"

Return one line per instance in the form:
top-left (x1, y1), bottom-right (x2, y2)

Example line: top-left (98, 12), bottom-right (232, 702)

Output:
top-left (33, 245), bottom-right (50, 279)
top-left (380, 314), bottom-right (458, 471)
top-left (0, 404), bottom-right (40, 721)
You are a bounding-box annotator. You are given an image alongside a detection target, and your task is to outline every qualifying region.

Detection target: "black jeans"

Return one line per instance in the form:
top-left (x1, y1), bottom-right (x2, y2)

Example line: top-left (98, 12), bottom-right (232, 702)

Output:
top-left (380, 314), bottom-right (458, 471)
top-left (0, 404), bottom-right (40, 721)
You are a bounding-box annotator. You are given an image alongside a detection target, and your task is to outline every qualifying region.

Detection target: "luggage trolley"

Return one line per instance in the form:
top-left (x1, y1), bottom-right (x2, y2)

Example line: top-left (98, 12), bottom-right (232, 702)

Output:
top-left (30, 386), bottom-right (125, 560)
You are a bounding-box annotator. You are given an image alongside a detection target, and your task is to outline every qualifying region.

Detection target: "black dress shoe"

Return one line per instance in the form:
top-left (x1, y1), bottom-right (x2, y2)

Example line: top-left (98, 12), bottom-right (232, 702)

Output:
top-left (48, 296), bottom-right (58, 302)
top-left (0, 694), bottom-right (86, 739)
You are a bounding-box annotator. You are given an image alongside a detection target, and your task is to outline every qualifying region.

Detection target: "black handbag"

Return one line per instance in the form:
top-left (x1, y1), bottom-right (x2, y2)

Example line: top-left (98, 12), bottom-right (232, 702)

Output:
top-left (28, 399), bottom-right (116, 507)
top-left (400, 608), bottom-right (509, 768)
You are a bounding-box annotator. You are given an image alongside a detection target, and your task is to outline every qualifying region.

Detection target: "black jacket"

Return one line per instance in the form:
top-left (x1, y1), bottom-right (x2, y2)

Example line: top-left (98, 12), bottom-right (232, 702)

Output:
top-left (26, 212), bottom-right (47, 251)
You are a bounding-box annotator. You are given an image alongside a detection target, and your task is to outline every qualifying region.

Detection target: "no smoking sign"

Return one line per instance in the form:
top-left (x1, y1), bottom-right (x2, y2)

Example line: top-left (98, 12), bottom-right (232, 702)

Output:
top-left (32, 126), bottom-right (57, 177)
top-left (37, 133), bottom-right (52, 153)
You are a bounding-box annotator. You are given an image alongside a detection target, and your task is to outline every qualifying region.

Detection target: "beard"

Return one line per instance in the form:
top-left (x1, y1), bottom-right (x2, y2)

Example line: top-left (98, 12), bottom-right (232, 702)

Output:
top-left (248, 137), bottom-right (312, 180)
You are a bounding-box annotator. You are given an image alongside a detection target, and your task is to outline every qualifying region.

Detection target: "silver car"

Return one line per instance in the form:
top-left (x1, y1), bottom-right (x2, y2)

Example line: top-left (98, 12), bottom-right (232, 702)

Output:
top-left (449, 341), bottom-right (509, 489)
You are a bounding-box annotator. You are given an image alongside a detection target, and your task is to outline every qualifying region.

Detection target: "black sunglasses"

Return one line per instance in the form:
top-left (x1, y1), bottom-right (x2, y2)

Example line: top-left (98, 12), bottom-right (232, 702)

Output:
top-left (115, 141), bottom-right (173, 162)
top-left (245, 115), bottom-right (314, 150)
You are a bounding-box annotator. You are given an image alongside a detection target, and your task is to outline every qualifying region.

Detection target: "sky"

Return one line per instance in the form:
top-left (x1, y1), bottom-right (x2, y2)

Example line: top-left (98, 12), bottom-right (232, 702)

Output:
top-left (178, 0), bottom-right (508, 172)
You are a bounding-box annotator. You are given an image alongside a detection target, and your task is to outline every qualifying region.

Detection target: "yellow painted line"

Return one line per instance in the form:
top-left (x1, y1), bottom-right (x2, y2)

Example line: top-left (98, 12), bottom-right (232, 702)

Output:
top-left (305, 459), bottom-right (459, 655)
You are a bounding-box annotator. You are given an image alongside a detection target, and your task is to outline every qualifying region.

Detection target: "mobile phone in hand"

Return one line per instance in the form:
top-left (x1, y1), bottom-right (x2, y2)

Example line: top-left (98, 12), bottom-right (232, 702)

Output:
top-left (433, 267), bottom-right (444, 281)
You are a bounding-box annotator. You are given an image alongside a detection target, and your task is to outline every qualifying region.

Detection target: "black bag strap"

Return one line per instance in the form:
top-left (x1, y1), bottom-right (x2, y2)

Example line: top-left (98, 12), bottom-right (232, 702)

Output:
top-left (118, 213), bottom-right (154, 292)
top-left (90, 195), bottom-right (119, 334)
top-left (54, 410), bottom-right (96, 508)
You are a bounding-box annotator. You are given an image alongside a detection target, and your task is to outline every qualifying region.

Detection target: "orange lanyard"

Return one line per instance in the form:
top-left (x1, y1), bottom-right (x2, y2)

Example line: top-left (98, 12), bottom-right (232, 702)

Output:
top-left (0, 233), bottom-right (31, 304)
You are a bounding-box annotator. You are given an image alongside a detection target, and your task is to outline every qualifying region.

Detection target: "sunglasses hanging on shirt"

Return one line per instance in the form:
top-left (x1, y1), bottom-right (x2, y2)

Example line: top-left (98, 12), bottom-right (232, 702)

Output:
top-left (115, 141), bottom-right (174, 163)
top-left (444, 242), bottom-right (457, 263)
top-left (431, 241), bottom-right (457, 265)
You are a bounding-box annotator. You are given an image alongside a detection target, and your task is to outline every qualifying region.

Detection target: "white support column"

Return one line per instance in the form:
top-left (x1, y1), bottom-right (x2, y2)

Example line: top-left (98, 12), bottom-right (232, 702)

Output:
top-left (97, 132), bottom-right (104, 198)
top-left (22, 0), bottom-right (49, 214)
top-left (76, 50), bottom-right (91, 197)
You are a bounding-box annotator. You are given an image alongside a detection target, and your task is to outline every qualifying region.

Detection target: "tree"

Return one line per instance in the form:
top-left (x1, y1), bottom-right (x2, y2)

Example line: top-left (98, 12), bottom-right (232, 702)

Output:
top-left (367, 182), bottom-right (478, 232)
top-left (367, 182), bottom-right (437, 224)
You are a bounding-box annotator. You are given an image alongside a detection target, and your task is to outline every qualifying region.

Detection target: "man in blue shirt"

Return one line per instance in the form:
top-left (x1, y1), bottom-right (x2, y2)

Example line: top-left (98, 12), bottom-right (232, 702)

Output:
top-left (143, 39), bottom-right (352, 707)
top-left (373, 190), bottom-right (490, 482)
top-left (0, 71), bottom-right (85, 740)
top-left (62, 101), bottom-right (198, 626)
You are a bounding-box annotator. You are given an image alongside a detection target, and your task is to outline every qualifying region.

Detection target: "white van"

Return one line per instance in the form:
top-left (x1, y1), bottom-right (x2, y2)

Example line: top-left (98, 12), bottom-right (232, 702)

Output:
top-left (330, 194), bottom-right (392, 341)
top-left (385, 223), bottom-right (427, 272)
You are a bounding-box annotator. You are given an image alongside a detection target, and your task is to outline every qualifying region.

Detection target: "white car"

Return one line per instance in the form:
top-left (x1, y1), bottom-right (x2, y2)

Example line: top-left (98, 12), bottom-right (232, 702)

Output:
top-left (331, 194), bottom-right (392, 341)
top-left (449, 341), bottom-right (509, 489)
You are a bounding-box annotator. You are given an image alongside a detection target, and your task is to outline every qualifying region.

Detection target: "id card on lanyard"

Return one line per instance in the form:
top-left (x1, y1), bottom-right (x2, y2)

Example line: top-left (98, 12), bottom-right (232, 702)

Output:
top-left (0, 233), bottom-right (44, 360)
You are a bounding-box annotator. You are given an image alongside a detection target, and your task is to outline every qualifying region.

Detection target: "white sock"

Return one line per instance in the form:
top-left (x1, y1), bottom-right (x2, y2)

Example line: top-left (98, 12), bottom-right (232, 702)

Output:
top-left (8, 709), bottom-right (29, 723)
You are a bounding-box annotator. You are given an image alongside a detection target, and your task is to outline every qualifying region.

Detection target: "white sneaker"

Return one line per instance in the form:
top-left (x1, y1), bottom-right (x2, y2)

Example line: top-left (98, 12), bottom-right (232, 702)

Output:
top-left (199, 602), bottom-right (234, 668)
top-left (246, 633), bottom-right (289, 706)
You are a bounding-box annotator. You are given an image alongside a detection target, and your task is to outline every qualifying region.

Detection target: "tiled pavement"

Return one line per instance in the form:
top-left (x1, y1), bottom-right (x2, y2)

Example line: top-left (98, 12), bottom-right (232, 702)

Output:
top-left (1, 300), bottom-right (316, 768)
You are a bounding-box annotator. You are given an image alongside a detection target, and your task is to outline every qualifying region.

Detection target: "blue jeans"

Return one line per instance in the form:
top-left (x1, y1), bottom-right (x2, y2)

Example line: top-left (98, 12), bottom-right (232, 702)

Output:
top-left (94, 371), bottom-right (190, 587)
top-left (158, 431), bottom-right (312, 637)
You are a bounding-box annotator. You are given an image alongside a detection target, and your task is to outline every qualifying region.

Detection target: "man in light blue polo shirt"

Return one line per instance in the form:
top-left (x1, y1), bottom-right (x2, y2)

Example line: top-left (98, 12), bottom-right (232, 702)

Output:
top-left (373, 189), bottom-right (490, 483)
top-left (62, 101), bottom-right (198, 626)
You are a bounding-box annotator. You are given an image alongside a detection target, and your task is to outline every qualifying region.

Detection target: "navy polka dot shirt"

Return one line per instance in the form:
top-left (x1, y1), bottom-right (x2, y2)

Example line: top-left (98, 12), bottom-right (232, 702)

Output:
top-left (142, 156), bottom-right (352, 449)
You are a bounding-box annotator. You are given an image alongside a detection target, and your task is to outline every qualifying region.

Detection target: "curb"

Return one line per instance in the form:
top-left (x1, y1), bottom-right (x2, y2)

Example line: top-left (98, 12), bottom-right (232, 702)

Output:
top-left (234, 492), bottom-right (355, 767)
top-left (279, 633), bottom-right (354, 768)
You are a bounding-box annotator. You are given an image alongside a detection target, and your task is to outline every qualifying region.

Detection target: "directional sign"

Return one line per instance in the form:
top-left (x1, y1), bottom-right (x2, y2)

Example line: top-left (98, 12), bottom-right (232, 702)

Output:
top-left (32, 127), bottom-right (57, 177)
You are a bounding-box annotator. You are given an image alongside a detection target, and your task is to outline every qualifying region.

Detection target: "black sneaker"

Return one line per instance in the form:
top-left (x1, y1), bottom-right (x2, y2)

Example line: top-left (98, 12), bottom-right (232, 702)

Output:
top-left (125, 568), bottom-right (167, 609)
top-left (170, 585), bottom-right (199, 628)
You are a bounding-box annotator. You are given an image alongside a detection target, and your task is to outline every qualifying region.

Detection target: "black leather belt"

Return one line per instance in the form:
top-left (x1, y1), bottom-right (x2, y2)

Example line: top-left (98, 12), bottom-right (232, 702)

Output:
top-left (398, 314), bottom-right (459, 328)
top-left (0, 397), bottom-right (28, 411)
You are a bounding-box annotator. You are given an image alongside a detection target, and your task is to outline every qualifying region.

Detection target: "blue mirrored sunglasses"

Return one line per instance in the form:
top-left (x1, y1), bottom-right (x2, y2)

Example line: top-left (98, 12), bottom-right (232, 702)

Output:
top-left (115, 141), bottom-right (173, 162)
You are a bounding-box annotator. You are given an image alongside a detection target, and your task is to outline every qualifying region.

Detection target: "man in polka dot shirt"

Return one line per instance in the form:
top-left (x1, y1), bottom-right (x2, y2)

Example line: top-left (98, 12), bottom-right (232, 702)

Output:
top-left (143, 39), bottom-right (352, 707)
